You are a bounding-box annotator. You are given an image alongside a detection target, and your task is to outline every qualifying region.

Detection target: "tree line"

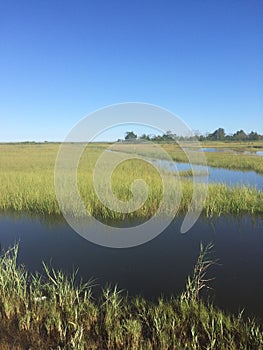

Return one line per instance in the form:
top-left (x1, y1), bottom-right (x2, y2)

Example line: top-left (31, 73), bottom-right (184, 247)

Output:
top-left (122, 128), bottom-right (263, 142)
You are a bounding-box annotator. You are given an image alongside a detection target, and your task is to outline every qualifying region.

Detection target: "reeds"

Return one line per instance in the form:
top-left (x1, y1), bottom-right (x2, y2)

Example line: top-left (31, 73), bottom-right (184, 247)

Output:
top-left (0, 144), bottom-right (263, 219)
top-left (0, 243), bottom-right (262, 349)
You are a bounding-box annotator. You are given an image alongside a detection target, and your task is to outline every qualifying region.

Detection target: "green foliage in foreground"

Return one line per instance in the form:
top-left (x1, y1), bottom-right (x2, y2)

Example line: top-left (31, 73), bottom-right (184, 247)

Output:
top-left (0, 244), bottom-right (262, 349)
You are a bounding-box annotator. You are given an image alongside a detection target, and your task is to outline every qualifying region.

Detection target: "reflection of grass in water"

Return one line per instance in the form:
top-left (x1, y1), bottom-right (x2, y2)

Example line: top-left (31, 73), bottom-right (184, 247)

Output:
top-left (0, 243), bottom-right (262, 349)
top-left (0, 143), bottom-right (263, 219)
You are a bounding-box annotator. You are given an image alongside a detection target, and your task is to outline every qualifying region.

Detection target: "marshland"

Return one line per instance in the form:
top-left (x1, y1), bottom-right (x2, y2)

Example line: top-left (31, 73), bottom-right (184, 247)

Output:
top-left (0, 141), bottom-right (263, 349)
top-left (2, 0), bottom-right (263, 347)
top-left (1, 142), bottom-right (263, 217)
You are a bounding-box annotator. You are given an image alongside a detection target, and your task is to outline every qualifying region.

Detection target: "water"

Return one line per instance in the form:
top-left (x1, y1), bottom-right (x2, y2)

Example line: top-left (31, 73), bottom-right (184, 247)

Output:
top-left (151, 159), bottom-right (263, 191)
top-left (0, 213), bottom-right (263, 319)
top-left (242, 150), bottom-right (263, 156)
top-left (105, 148), bottom-right (263, 190)
top-left (200, 147), bottom-right (226, 153)
top-left (200, 148), bottom-right (263, 156)
top-left (189, 147), bottom-right (263, 156)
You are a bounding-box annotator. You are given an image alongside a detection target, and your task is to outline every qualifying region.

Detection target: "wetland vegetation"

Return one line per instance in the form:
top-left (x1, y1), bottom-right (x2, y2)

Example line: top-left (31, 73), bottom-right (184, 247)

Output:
top-left (0, 243), bottom-right (262, 350)
top-left (1, 143), bottom-right (263, 219)
top-left (0, 142), bottom-right (263, 349)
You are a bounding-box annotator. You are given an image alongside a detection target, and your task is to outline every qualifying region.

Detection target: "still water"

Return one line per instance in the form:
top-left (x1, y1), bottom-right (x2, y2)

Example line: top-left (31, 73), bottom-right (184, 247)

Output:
top-left (200, 148), bottom-right (263, 156)
top-left (151, 158), bottom-right (263, 191)
top-left (0, 213), bottom-right (262, 320)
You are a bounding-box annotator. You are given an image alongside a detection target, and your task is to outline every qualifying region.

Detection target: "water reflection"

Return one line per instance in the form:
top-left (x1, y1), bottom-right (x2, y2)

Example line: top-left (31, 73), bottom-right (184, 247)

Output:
top-left (200, 147), bottom-right (226, 153)
top-left (151, 158), bottom-right (263, 191)
top-left (0, 212), bottom-right (263, 319)
top-left (200, 147), bottom-right (263, 156)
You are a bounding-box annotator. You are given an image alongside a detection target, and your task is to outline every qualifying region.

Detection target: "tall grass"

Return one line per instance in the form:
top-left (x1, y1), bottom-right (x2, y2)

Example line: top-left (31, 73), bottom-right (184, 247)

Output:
top-left (204, 151), bottom-right (263, 174)
top-left (0, 243), bottom-right (262, 349)
top-left (0, 144), bottom-right (263, 219)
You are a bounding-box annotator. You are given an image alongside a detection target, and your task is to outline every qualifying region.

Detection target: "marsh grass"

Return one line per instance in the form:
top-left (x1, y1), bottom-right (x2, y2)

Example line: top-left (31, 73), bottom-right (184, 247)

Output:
top-left (1, 144), bottom-right (263, 219)
top-left (159, 143), bottom-right (263, 174)
top-left (177, 169), bottom-right (210, 177)
top-left (0, 243), bottom-right (262, 349)
top-left (200, 140), bottom-right (263, 151)
top-left (204, 151), bottom-right (263, 174)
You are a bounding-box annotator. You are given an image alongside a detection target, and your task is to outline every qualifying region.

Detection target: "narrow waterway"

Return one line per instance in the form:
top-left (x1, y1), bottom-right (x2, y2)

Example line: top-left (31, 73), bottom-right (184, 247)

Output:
top-left (0, 213), bottom-right (262, 319)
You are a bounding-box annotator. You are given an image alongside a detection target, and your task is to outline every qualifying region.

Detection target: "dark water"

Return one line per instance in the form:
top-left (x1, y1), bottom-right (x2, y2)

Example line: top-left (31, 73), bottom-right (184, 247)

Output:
top-left (152, 159), bottom-right (263, 191)
top-left (0, 213), bottom-right (263, 320)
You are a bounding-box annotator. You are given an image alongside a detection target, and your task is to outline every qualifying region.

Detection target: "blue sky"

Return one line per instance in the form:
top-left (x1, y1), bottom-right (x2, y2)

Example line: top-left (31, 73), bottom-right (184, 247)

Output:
top-left (0, 0), bottom-right (262, 141)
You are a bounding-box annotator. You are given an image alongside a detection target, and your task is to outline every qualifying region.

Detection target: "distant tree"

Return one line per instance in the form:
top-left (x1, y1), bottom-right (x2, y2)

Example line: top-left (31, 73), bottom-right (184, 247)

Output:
top-left (193, 130), bottom-right (201, 138)
top-left (207, 128), bottom-right (226, 141)
top-left (125, 131), bottom-right (137, 140)
top-left (162, 131), bottom-right (173, 142)
top-left (154, 135), bottom-right (163, 142)
top-left (164, 130), bottom-right (176, 141)
top-left (139, 133), bottom-right (151, 141)
top-left (248, 131), bottom-right (260, 141)
top-left (122, 128), bottom-right (263, 143)
top-left (232, 129), bottom-right (247, 141)
top-left (225, 134), bottom-right (232, 141)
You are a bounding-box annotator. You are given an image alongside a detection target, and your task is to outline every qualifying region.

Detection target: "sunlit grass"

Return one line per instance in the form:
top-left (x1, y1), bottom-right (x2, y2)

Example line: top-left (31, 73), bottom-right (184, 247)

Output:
top-left (0, 144), bottom-right (263, 219)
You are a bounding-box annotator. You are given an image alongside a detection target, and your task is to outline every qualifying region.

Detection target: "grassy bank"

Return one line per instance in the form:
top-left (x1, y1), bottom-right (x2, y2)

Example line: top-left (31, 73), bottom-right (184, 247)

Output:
top-left (200, 140), bottom-right (263, 151)
top-left (0, 243), bottom-right (262, 349)
top-left (0, 144), bottom-right (263, 219)
top-left (110, 142), bottom-right (263, 174)
top-left (154, 143), bottom-right (263, 174)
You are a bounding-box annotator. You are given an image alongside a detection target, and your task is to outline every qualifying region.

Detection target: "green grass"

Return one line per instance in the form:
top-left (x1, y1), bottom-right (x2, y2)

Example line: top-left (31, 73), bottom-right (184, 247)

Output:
top-left (1, 144), bottom-right (263, 348)
top-left (0, 144), bottom-right (263, 219)
top-left (95, 142), bottom-right (263, 174)
top-left (162, 143), bottom-right (263, 174)
top-left (200, 140), bottom-right (263, 151)
top-left (203, 151), bottom-right (263, 174)
top-left (0, 243), bottom-right (262, 349)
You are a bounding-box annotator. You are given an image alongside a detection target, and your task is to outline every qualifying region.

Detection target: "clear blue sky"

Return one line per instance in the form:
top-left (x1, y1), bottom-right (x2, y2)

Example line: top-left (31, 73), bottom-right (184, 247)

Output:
top-left (0, 0), bottom-right (262, 141)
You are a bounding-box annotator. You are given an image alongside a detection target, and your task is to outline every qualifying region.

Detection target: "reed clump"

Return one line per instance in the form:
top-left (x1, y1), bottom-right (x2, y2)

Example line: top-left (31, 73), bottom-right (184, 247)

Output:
top-left (0, 243), bottom-right (262, 349)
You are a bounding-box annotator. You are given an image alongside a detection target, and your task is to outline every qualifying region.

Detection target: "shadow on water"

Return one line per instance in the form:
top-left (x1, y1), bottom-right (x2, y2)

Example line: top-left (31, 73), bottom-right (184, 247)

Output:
top-left (0, 212), bottom-right (263, 320)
